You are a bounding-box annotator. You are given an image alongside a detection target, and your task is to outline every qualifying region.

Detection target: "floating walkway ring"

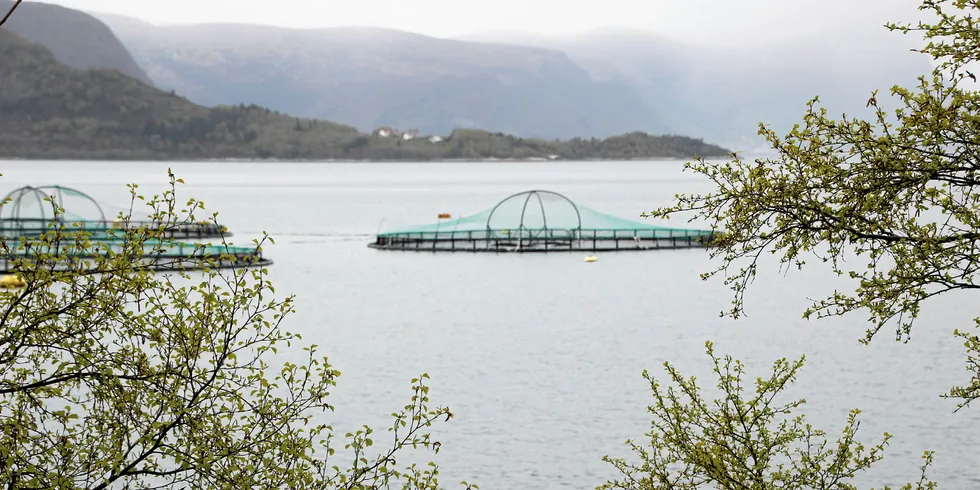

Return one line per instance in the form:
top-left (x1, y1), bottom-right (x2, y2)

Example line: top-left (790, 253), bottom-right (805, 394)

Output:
top-left (369, 189), bottom-right (719, 253)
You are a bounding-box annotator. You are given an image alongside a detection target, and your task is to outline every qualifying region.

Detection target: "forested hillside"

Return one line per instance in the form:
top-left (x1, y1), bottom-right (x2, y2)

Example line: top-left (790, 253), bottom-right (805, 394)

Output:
top-left (0, 31), bottom-right (730, 160)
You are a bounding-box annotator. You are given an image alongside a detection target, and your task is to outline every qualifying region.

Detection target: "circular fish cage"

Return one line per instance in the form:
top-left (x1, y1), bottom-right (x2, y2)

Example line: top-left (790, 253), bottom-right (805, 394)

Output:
top-left (0, 185), bottom-right (233, 240)
top-left (369, 189), bottom-right (719, 253)
top-left (0, 236), bottom-right (273, 273)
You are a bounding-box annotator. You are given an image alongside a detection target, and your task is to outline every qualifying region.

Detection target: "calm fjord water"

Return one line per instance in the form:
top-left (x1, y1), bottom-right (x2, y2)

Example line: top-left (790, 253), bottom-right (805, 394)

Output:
top-left (3, 160), bottom-right (979, 489)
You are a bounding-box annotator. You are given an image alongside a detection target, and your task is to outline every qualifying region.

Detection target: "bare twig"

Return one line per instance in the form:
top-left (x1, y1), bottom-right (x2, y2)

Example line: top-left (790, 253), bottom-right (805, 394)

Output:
top-left (0, 0), bottom-right (22, 29)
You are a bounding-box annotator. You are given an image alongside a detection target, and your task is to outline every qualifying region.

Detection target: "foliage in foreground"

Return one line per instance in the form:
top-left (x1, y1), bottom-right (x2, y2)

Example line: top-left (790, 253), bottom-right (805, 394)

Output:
top-left (0, 172), bottom-right (473, 489)
top-left (602, 1), bottom-right (980, 488)
top-left (645, 0), bottom-right (980, 409)
top-left (600, 343), bottom-right (935, 490)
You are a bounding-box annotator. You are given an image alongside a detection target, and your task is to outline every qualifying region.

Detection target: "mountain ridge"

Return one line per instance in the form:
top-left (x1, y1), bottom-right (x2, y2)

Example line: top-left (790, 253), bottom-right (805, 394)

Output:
top-left (91, 15), bottom-right (671, 141)
top-left (90, 10), bottom-right (934, 150)
top-left (457, 23), bottom-right (933, 148)
top-left (0, 29), bottom-right (731, 161)
top-left (4, 2), bottom-right (935, 153)
top-left (0, 0), bottom-right (151, 84)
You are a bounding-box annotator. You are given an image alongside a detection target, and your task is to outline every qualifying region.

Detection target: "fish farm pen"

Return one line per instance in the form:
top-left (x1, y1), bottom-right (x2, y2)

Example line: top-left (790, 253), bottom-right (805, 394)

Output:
top-left (0, 185), bottom-right (271, 273)
top-left (0, 239), bottom-right (272, 273)
top-left (369, 189), bottom-right (719, 253)
top-left (0, 185), bottom-right (232, 240)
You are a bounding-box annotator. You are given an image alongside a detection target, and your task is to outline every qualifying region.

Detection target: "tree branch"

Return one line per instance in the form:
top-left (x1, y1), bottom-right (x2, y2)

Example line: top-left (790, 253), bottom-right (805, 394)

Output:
top-left (0, 0), bottom-right (21, 29)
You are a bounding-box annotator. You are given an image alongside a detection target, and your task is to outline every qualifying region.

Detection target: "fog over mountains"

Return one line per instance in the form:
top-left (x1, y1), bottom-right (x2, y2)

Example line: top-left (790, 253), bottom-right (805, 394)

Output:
top-left (93, 10), bottom-right (930, 150)
top-left (4, 0), bottom-right (935, 151)
top-left (0, 1), bottom-right (729, 161)
top-left (457, 25), bottom-right (931, 149)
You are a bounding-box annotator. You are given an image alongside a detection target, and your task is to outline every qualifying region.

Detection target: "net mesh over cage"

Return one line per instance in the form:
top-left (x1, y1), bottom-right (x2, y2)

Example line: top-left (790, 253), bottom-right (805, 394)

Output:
top-left (371, 189), bottom-right (719, 252)
top-left (0, 185), bottom-right (231, 240)
top-left (0, 186), bottom-right (268, 272)
top-left (0, 185), bottom-right (106, 226)
top-left (0, 236), bottom-right (272, 273)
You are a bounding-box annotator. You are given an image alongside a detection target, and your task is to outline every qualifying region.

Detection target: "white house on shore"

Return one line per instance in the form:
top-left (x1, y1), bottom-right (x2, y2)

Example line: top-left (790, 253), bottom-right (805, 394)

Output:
top-left (372, 127), bottom-right (444, 144)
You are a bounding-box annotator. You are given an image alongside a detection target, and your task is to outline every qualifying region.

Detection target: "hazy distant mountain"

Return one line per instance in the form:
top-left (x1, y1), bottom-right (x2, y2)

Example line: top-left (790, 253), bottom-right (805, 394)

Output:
top-left (459, 29), bottom-right (721, 143)
top-left (459, 25), bottom-right (934, 149)
top-left (87, 7), bottom-right (933, 149)
top-left (0, 0), bottom-right (151, 84)
top-left (1, 28), bottom-right (729, 161)
top-left (91, 16), bottom-right (673, 140)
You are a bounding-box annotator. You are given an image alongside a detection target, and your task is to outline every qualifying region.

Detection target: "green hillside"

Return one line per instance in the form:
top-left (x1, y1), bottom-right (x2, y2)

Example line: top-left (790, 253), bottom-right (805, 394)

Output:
top-left (0, 30), bottom-right (731, 161)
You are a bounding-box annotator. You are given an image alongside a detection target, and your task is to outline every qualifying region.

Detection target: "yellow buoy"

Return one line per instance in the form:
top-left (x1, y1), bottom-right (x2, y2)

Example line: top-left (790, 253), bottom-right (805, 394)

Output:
top-left (584, 255), bottom-right (598, 263)
top-left (0, 274), bottom-right (27, 289)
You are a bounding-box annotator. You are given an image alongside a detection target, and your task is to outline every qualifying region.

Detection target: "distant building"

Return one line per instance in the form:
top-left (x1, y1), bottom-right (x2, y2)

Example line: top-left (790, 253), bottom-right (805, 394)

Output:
top-left (374, 127), bottom-right (393, 138)
top-left (402, 132), bottom-right (414, 140)
top-left (428, 136), bottom-right (444, 143)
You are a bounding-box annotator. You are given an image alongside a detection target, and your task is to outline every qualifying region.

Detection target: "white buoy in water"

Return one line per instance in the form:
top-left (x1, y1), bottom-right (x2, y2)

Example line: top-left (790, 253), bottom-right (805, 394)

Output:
top-left (584, 255), bottom-right (598, 263)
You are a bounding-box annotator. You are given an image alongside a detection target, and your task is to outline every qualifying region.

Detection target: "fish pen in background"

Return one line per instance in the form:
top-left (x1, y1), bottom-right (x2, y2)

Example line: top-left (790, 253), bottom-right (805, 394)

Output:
top-left (369, 189), bottom-right (720, 253)
top-left (0, 238), bottom-right (273, 274)
top-left (0, 184), bottom-right (272, 273)
top-left (0, 185), bottom-right (232, 240)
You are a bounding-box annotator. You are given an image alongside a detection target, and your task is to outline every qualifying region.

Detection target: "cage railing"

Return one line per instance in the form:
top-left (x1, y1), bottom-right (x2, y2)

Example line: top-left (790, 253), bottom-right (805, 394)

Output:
top-left (376, 227), bottom-right (716, 240)
top-left (372, 227), bottom-right (719, 252)
top-left (0, 236), bottom-right (269, 272)
top-left (0, 218), bottom-right (231, 239)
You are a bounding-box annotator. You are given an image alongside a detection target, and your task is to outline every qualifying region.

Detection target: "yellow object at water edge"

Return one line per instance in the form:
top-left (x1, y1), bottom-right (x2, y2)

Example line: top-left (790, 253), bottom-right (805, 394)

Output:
top-left (0, 274), bottom-right (27, 289)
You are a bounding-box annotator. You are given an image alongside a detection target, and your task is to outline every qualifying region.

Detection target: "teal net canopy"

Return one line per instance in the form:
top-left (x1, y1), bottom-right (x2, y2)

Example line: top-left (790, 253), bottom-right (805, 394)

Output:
top-left (377, 189), bottom-right (715, 240)
top-left (0, 185), bottom-right (229, 240)
top-left (0, 185), bottom-right (108, 224)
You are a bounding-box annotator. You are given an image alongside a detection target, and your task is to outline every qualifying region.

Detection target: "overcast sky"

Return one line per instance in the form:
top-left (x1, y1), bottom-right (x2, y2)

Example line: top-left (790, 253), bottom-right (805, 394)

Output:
top-left (41, 0), bottom-right (928, 45)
